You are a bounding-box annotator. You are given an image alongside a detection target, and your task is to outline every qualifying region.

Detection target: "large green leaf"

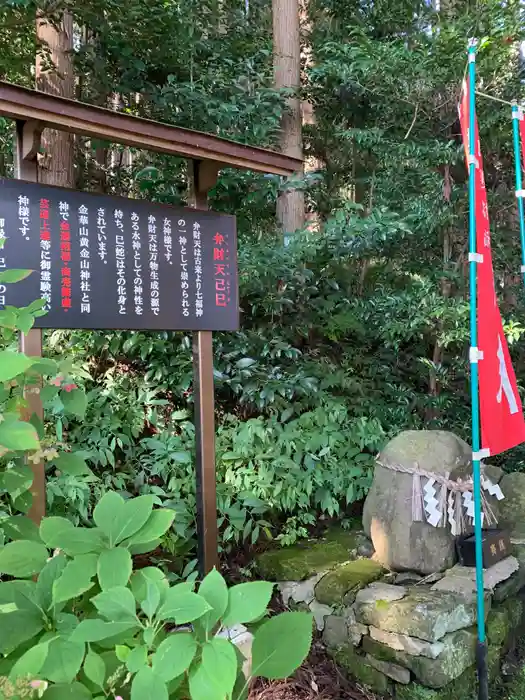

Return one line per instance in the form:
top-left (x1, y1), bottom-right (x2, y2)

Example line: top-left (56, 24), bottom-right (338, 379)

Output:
top-left (1, 464), bottom-right (34, 501)
top-left (157, 587), bottom-right (211, 624)
top-left (70, 620), bottom-right (139, 644)
top-left (41, 682), bottom-right (92, 699)
top-left (222, 581), bottom-right (274, 627)
top-left (97, 547), bottom-right (132, 590)
top-left (0, 417), bottom-right (39, 451)
top-left (0, 269), bottom-right (33, 283)
top-left (27, 357), bottom-right (57, 376)
top-left (36, 554), bottom-right (68, 611)
top-left (129, 538), bottom-right (162, 555)
top-left (60, 388), bottom-right (87, 419)
top-left (40, 517), bottom-right (104, 556)
top-left (91, 586), bottom-right (138, 622)
top-left (202, 638), bottom-right (238, 697)
top-left (2, 515), bottom-right (41, 542)
top-left (14, 308), bottom-right (35, 334)
top-left (197, 568), bottom-right (228, 632)
top-left (83, 648), bottom-right (106, 689)
top-left (0, 609), bottom-right (44, 655)
top-left (141, 581), bottom-right (161, 619)
top-left (125, 644), bottom-right (148, 673)
top-left (152, 633), bottom-right (198, 682)
top-left (0, 307), bottom-right (17, 329)
top-left (124, 509), bottom-right (175, 546)
top-left (130, 567), bottom-right (169, 605)
top-left (40, 636), bottom-right (86, 683)
top-left (251, 612), bottom-right (313, 679)
top-left (0, 350), bottom-right (35, 383)
top-left (52, 554), bottom-right (98, 604)
top-left (189, 665), bottom-right (219, 700)
top-left (10, 641), bottom-right (49, 682)
top-left (93, 492), bottom-right (154, 546)
top-left (56, 613), bottom-right (79, 636)
top-left (131, 666), bottom-right (169, 700)
top-left (52, 452), bottom-right (94, 478)
top-left (0, 540), bottom-right (49, 578)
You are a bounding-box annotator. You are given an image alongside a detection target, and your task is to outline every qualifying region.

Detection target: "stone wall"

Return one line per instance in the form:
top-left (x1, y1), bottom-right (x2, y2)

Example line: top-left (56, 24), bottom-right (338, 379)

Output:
top-left (256, 528), bottom-right (525, 699)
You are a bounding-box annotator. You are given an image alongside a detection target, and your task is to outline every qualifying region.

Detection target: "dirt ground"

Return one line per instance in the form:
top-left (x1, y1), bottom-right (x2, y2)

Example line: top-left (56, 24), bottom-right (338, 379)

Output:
top-left (248, 641), bottom-right (378, 700)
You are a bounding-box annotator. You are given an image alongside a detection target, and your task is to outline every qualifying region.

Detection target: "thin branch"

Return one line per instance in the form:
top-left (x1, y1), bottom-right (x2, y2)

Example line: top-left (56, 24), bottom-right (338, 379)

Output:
top-left (476, 90), bottom-right (514, 107)
top-left (404, 103), bottom-right (419, 139)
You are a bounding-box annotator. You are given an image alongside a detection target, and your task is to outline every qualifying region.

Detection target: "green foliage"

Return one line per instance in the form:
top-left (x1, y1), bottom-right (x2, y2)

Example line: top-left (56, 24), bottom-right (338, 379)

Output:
top-left (0, 493), bottom-right (313, 699)
top-left (0, 274), bottom-right (94, 537)
top-left (2, 0), bottom-right (525, 578)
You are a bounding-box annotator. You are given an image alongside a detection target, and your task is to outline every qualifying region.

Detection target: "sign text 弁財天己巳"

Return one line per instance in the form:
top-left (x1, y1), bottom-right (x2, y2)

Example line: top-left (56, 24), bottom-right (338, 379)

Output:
top-left (0, 179), bottom-right (238, 331)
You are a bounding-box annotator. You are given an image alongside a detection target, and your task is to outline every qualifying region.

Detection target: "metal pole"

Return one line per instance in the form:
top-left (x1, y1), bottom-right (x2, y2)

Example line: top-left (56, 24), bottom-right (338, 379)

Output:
top-left (466, 39), bottom-right (488, 700)
top-left (511, 102), bottom-right (525, 288)
top-left (189, 159), bottom-right (220, 576)
top-left (14, 120), bottom-right (46, 524)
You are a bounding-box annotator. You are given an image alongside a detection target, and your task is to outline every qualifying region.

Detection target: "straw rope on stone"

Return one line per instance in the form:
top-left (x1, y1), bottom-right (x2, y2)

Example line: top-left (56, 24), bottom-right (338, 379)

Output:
top-left (376, 458), bottom-right (504, 535)
top-left (377, 459), bottom-right (477, 492)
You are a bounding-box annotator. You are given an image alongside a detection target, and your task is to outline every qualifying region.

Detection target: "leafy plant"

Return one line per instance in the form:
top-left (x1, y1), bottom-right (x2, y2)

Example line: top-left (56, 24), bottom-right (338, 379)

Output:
top-left (0, 491), bottom-right (313, 699)
top-left (0, 270), bottom-right (94, 539)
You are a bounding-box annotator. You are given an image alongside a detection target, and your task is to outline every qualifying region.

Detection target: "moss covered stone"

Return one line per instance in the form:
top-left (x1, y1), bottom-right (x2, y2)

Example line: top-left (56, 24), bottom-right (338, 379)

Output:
top-left (395, 685), bottom-right (443, 700)
top-left (395, 675), bottom-right (475, 700)
top-left (256, 528), bottom-right (363, 581)
top-left (362, 629), bottom-right (476, 688)
top-left (487, 608), bottom-right (510, 648)
top-left (329, 643), bottom-right (391, 694)
top-left (499, 473), bottom-right (525, 538)
top-left (315, 559), bottom-right (383, 605)
top-left (494, 545), bottom-right (525, 602)
top-left (354, 589), bottom-right (480, 643)
top-left (507, 595), bottom-right (525, 630)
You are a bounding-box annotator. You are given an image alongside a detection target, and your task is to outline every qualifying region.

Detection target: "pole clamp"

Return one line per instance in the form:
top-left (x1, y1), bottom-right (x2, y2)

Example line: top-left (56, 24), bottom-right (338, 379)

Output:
top-left (468, 252), bottom-right (483, 263)
top-left (469, 347), bottom-right (484, 363)
top-left (467, 155), bottom-right (479, 167)
top-left (516, 190), bottom-right (525, 198)
top-left (473, 448), bottom-right (490, 461)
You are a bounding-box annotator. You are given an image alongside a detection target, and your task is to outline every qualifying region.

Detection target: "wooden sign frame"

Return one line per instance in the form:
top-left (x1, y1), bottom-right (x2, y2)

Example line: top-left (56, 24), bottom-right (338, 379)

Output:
top-left (0, 81), bottom-right (301, 575)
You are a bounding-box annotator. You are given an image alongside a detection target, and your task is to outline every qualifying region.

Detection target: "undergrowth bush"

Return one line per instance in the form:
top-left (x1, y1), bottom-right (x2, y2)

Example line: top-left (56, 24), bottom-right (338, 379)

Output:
top-left (0, 492), bottom-right (312, 700)
top-left (0, 273), bottom-right (313, 698)
top-left (46, 374), bottom-right (381, 568)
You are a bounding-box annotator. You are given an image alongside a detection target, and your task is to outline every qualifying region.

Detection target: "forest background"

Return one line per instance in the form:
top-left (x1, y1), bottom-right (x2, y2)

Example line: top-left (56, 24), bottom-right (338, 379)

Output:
top-left (1, 0), bottom-right (525, 579)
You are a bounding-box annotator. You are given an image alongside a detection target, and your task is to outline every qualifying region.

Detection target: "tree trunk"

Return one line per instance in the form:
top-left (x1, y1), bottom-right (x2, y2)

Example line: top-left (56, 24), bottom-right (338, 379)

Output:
top-left (273, 0), bottom-right (304, 241)
top-left (36, 11), bottom-right (75, 188)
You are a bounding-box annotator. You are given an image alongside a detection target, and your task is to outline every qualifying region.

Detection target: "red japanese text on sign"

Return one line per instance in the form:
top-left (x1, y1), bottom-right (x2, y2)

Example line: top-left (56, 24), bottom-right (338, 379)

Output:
top-left (59, 201), bottom-right (71, 309)
top-left (214, 230), bottom-right (230, 308)
top-left (39, 198), bottom-right (51, 310)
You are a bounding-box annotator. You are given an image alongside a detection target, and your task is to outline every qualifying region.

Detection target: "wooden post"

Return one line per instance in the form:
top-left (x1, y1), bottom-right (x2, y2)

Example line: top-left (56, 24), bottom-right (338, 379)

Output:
top-left (272, 0), bottom-right (304, 241)
top-left (189, 159), bottom-right (220, 576)
top-left (15, 119), bottom-right (46, 524)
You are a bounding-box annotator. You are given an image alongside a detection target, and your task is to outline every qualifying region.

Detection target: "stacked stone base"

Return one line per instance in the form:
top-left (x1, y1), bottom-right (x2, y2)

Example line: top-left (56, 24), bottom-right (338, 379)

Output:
top-left (256, 528), bottom-right (525, 699)
top-left (322, 553), bottom-right (525, 698)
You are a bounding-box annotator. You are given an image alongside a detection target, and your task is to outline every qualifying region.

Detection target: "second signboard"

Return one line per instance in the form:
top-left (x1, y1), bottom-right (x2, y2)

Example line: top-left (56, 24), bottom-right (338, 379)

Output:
top-left (0, 178), bottom-right (238, 331)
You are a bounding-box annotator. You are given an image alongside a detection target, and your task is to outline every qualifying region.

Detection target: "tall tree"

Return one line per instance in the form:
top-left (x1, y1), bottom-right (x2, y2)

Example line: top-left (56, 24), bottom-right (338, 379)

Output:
top-left (36, 10), bottom-right (75, 187)
top-left (273, 0), bottom-right (305, 240)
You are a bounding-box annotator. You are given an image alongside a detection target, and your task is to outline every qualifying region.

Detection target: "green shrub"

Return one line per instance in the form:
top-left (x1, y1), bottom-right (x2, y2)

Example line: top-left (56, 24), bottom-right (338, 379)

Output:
top-left (0, 269), bottom-right (94, 539)
top-left (0, 491), bottom-right (313, 699)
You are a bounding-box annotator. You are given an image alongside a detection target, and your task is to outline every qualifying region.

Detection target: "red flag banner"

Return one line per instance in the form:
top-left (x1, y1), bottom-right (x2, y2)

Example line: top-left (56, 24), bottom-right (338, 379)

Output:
top-left (459, 81), bottom-right (525, 457)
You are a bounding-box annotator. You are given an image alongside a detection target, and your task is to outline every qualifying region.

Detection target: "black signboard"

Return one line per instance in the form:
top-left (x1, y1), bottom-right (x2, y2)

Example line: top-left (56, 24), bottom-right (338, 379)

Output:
top-left (0, 178), bottom-right (238, 331)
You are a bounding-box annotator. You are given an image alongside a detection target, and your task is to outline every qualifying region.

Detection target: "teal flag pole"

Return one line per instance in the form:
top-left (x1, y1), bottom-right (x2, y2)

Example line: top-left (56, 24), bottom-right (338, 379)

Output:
top-left (511, 101), bottom-right (525, 288)
top-left (467, 38), bottom-right (489, 700)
